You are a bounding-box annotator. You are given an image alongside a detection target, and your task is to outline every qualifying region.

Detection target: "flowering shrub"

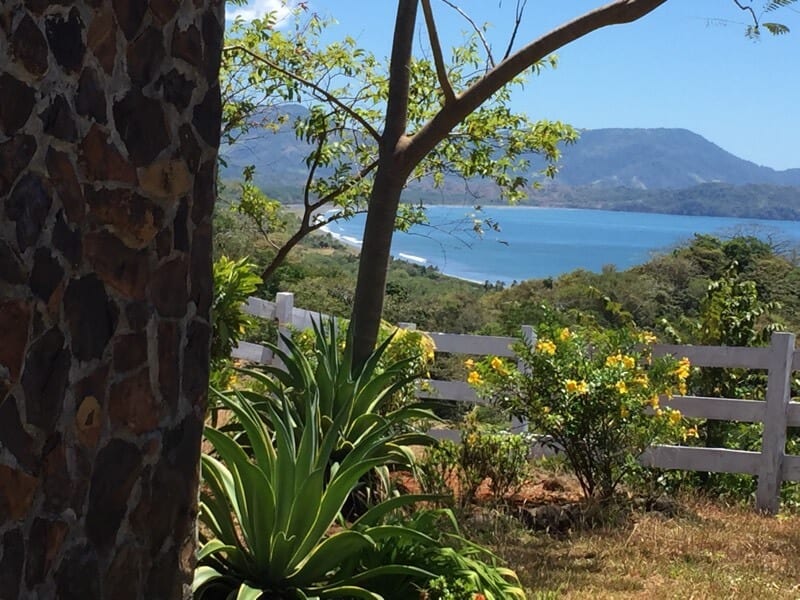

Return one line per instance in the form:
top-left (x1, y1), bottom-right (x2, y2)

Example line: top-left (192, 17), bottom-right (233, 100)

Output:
top-left (469, 325), bottom-right (692, 498)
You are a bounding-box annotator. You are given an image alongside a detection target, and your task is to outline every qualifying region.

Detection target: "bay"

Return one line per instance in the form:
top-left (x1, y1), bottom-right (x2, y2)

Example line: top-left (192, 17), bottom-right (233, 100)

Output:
top-left (322, 206), bottom-right (800, 284)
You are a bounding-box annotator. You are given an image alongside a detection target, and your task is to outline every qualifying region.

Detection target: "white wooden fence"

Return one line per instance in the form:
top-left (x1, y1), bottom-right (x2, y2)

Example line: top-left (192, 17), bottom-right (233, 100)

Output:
top-left (232, 293), bottom-right (800, 513)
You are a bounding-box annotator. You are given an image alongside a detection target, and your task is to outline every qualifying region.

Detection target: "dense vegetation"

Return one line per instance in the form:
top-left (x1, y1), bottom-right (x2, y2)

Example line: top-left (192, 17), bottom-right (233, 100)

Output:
top-left (216, 200), bottom-right (800, 339)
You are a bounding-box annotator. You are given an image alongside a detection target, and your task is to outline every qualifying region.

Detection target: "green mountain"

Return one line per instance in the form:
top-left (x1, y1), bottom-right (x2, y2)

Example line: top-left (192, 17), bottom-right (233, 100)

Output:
top-left (219, 107), bottom-right (800, 218)
top-left (552, 128), bottom-right (800, 189)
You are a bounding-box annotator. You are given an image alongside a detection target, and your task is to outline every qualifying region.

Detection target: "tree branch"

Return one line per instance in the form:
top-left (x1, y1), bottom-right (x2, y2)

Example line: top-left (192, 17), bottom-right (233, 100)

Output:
top-left (440, 0), bottom-right (496, 67)
top-left (382, 0), bottom-right (418, 157)
top-left (303, 131), bottom-right (328, 216)
top-left (502, 0), bottom-right (529, 61)
top-left (421, 0), bottom-right (456, 105)
top-left (224, 44), bottom-right (382, 142)
top-left (308, 158), bottom-right (380, 213)
top-left (732, 0), bottom-right (759, 26)
top-left (406, 0), bottom-right (669, 167)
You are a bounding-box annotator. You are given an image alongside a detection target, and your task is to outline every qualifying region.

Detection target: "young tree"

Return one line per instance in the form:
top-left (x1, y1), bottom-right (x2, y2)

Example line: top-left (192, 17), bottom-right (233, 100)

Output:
top-left (221, 6), bottom-right (575, 283)
top-left (349, 0), bottom-right (795, 367)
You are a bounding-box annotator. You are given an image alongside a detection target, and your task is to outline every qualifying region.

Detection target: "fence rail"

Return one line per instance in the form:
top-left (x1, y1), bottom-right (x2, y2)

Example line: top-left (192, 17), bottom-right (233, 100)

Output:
top-left (233, 293), bottom-right (800, 513)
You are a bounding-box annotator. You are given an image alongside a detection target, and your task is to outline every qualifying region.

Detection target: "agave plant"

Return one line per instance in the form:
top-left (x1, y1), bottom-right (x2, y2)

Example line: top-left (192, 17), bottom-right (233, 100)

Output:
top-left (234, 319), bottom-right (436, 506)
top-left (195, 388), bottom-right (436, 599)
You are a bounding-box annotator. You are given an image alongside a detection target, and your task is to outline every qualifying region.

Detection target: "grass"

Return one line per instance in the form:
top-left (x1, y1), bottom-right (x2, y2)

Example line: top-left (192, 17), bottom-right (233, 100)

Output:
top-left (472, 494), bottom-right (800, 599)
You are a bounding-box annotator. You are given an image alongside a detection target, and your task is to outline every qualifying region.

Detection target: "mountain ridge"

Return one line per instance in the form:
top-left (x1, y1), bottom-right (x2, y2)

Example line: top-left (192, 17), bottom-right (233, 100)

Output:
top-left (219, 107), bottom-right (800, 218)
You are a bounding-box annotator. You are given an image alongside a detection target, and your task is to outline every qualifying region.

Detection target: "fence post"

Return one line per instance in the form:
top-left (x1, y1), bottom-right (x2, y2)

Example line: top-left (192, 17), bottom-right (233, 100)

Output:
top-left (511, 325), bottom-right (536, 433)
top-left (275, 292), bottom-right (294, 361)
top-left (756, 331), bottom-right (795, 514)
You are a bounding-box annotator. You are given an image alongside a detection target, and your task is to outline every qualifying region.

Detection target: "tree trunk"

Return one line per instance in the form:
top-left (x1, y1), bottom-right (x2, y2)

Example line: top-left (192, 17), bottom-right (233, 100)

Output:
top-left (0, 2), bottom-right (224, 598)
top-left (351, 167), bottom-right (408, 367)
top-left (350, 0), bottom-right (417, 368)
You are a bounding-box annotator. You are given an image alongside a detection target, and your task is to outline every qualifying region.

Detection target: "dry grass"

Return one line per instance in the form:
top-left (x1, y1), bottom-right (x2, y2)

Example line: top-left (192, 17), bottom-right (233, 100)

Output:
top-left (479, 495), bottom-right (800, 599)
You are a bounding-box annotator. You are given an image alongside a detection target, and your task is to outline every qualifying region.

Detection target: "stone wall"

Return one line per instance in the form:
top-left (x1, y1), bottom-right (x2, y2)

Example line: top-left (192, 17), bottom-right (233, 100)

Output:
top-left (0, 1), bottom-right (224, 598)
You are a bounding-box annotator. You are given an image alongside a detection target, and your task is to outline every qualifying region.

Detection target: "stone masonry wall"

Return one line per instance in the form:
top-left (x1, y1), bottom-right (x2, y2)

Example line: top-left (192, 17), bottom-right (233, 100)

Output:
top-left (0, 1), bottom-right (224, 598)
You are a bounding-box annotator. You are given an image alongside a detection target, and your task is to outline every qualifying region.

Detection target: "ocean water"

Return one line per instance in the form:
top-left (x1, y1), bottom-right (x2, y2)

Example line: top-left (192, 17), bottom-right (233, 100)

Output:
top-left (322, 206), bottom-right (800, 283)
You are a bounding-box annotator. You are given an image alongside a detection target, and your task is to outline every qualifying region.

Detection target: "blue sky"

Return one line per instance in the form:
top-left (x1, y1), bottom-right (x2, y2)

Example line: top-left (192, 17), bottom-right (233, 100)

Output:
top-left (227, 1), bottom-right (799, 170)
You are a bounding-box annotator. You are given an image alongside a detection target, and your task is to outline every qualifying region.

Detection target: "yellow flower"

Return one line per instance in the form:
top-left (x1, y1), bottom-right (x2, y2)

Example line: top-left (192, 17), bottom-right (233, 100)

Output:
top-left (536, 339), bottom-right (556, 355)
top-left (648, 395), bottom-right (660, 409)
top-left (640, 331), bottom-right (658, 344)
top-left (576, 380), bottom-right (589, 394)
top-left (559, 328), bottom-right (572, 341)
top-left (620, 405), bottom-right (630, 418)
top-left (669, 409), bottom-right (682, 425)
top-left (615, 381), bottom-right (628, 395)
top-left (565, 379), bottom-right (579, 393)
top-left (426, 350), bottom-right (435, 360)
top-left (464, 358), bottom-right (475, 369)
top-left (622, 355), bottom-right (636, 370)
top-left (634, 374), bottom-right (650, 386)
top-left (467, 371), bottom-right (482, 385)
top-left (542, 406), bottom-right (551, 414)
top-left (678, 382), bottom-right (687, 396)
top-left (490, 356), bottom-right (507, 375)
top-left (605, 353), bottom-right (621, 367)
top-left (674, 357), bottom-right (691, 380)
top-left (684, 426), bottom-right (699, 440)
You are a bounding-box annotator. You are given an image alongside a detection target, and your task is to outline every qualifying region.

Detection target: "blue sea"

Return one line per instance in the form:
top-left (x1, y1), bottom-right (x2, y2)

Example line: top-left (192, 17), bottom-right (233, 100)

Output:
top-left (323, 206), bottom-right (800, 284)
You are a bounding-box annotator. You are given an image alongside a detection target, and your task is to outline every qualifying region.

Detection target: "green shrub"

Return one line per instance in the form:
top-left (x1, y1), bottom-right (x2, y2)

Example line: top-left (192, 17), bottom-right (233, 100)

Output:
top-left (210, 256), bottom-right (262, 364)
top-left (353, 509), bottom-right (526, 600)
top-left (209, 256), bottom-right (262, 391)
top-left (471, 325), bottom-right (690, 499)
top-left (417, 410), bottom-right (529, 506)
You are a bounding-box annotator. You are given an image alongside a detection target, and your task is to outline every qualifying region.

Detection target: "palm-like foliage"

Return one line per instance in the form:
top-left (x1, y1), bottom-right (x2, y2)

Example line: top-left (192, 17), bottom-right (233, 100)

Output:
top-left (237, 318), bottom-right (435, 469)
top-left (195, 388), bottom-right (435, 599)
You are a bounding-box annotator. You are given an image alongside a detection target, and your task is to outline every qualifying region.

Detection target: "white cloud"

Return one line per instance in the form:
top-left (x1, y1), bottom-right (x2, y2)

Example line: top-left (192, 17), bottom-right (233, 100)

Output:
top-left (225, 0), bottom-right (293, 23)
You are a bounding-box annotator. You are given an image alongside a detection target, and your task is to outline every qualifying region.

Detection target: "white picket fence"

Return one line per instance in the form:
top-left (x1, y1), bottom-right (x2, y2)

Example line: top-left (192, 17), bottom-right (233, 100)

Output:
top-left (232, 292), bottom-right (800, 513)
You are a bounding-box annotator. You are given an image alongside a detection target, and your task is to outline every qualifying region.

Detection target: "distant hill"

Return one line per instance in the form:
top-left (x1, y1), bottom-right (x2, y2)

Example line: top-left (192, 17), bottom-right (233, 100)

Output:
top-left (219, 106), bottom-right (800, 218)
top-left (552, 128), bottom-right (800, 189)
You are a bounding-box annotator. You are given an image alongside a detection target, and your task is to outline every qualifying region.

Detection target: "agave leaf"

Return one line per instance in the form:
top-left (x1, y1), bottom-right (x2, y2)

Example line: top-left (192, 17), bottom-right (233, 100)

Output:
top-left (200, 454), bottom-right (244, 551)
top-left (197, 539), bottom-right (239, 562)
top-left (288, 530), bottom-right (375, 584)
top-left (284, 466), bottom-right (326, 550)
top-left (233, 459), bottom-right (277, 570)
top-left (331, 564), bottom-right (435, 587)
top-left (256, 400), bottom-right (298, 531)
top-left (352, 494), bottom-right (439, 528)
top-left (291, 457), bottom-right (387, 563)
top-left (193, 565), bottom-right (226, 592)
top-left (235, 582), bottom-right (265, 600)
top-left (314, 585), bottom-right (383, 600)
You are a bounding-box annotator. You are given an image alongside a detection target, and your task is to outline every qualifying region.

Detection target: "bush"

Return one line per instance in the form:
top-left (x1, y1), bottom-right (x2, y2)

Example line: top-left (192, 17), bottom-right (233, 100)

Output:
top-left (470, 325), bottom-right (691, 499)
top-left (417, 410), bottom-right (529, 506)
top-left (209, 256), bottom-right (262, 390)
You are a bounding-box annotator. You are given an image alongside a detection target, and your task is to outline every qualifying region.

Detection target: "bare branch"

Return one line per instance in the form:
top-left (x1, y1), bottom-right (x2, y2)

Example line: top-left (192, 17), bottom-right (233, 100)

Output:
top-left (502, 0), bottom-right (529, 61)
top-left (261, 158), bottom-right (380, 282)
top-left (421, 0), bottom-right (456, 105)
top-left (407, 0), bottom-right (670, 167)
top-left (224, 44), bottom-right (381, 142)
top-left (440, 0), bottom-right (496, 67)
top-left (308, 158), bottom-right (380, 213)
top-left (732, 0), bottom-right (760, 26)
